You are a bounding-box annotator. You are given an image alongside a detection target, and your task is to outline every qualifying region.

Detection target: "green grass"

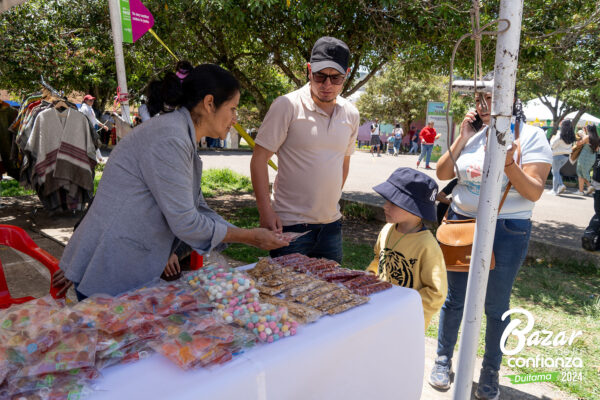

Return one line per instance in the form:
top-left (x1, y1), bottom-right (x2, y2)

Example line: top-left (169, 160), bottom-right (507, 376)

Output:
top-left (342, 202), bottom-right (376, 221)
top-left (341, 242), bottom-right (373, 270)
top-left (0, 179), bottom-right (35, 197)
top-left (425, 258), bottom-right (600, 399)
top-left (201, 168), bottom-right (253, 198)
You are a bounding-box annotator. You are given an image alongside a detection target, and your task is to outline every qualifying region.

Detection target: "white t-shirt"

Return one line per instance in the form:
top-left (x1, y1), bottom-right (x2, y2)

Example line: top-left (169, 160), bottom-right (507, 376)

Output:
top-left (80, 103), bottom-right (98, 126)
top-left (393, 127), bottom-right (404, 140)
top-left (451, 123), bottom-right (552, 219)
top-left (371, 123), bottom-right (380, 136)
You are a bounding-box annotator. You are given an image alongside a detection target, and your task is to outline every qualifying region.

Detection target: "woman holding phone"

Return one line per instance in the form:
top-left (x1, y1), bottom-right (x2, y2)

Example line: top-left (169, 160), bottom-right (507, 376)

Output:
top-left (428, 87), bottom-right (552, 400)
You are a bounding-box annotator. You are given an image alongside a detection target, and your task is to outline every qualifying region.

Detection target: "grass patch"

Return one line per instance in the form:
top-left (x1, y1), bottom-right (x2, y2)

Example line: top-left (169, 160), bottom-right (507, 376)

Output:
top-left (0, 179), bottom-right (34, 197)
top-left (426, 258), bottom-right (600, 399)
top-left (342, 202), bottom-right (376, 221)
top-left (341, 241), bottom-right (373, 270)
top-left (201, 168), bottom-right (253, 198)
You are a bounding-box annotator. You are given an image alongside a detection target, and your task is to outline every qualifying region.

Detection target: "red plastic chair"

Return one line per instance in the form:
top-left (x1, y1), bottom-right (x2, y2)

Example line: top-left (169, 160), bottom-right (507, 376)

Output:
top-left (189, 251), bottom-right (204, 270)
top-left (0, 225), bottom-right (63, 309)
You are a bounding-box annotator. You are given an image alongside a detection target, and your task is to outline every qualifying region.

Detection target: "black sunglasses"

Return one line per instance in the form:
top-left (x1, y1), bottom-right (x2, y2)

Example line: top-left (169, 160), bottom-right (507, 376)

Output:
top-left (312, 71), bottom-right (345, 85)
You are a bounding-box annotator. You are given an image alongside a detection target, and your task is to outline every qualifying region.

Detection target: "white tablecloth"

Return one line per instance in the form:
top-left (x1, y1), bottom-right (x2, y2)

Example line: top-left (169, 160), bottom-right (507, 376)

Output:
top-left (89, 283), bottom-right (424, 400)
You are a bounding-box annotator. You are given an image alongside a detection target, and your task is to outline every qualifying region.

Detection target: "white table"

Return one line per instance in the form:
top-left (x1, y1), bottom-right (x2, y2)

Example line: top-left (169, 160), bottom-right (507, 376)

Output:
top-left (89, 283), bottom-right (424, 400)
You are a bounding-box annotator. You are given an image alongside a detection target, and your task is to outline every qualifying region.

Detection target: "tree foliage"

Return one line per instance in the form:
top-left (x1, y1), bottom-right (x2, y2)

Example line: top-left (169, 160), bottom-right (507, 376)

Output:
top-left (0, 0), bottom-right (472, 117)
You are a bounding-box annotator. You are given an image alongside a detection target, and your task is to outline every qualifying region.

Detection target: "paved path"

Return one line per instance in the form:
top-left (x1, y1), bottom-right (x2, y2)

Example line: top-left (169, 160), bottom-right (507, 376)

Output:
top-left (198, 149), bottom-right (599, 264)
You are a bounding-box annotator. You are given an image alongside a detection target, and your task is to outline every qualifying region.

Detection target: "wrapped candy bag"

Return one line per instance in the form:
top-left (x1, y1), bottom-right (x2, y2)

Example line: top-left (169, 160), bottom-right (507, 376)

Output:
top-left (150, 313), bottom-right (234, 370)
top-left (184, 265), bottom-right (259, 307)
top-left (72, 295), bottom-right (144, 334)
top-left (220, 302), bottom-right (299, 343)
top-left (15, 329), bottom-right (98, 378)
top-left (122, 283), bottom-right (211, 319)
top-left (0, 296), bottom-right (62, 340)
top-left (95, 340), bottom-right (152, 370)
top-left (8, 367), bottom-right (100, 396)
top-left (9, 380), bottom-right (93, 400)
top-left (96, 320), bottom-right (162, 355)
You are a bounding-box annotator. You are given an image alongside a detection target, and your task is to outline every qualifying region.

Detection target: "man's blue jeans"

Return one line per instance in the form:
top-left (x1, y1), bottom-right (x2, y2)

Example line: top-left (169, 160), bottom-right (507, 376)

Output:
top-left (408, 141), bottom-right (419, 154)
top-left (436, 209), bottom-right (532, 371)
top-left (418, 144), bottom-right (434, 165)
top-left (269, 219), bottom-right (343, 264)
top-left (552, 154), bottom-right (569, 192)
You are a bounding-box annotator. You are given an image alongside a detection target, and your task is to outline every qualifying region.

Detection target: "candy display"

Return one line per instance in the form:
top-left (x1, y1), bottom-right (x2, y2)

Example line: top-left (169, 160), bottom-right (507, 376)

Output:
top-left (121, 282), bottom-right (211, 318)
top-left (96, 340), bottom-right (152, 370)
top-left (352, 281), bottom-right (394, 296)
top-left (72, 295), bottom-right (144, 334)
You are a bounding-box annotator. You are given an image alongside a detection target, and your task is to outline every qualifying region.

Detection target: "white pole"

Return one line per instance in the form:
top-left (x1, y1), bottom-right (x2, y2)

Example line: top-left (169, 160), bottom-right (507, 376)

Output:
top-left (452, 1), bottom-right (524, 399)
top-left (108, 0), bottom-right (131, 125)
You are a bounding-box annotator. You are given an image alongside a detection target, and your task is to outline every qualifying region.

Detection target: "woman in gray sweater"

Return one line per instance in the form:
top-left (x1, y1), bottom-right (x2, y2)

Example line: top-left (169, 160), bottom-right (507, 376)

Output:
top-left (54, 64), bottom-right (287, 299)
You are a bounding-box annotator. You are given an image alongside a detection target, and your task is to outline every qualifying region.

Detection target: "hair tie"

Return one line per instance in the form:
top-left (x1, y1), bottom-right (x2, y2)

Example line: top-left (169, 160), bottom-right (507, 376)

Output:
top-left (176, 70), bottom-right (189, 81)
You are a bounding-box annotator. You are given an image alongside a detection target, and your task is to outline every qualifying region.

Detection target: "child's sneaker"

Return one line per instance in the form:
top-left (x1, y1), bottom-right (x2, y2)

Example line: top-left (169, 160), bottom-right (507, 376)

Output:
top-left (428, 356), bottom-right (453, 391)
top-left (574, 190), bottom-right (584, 195)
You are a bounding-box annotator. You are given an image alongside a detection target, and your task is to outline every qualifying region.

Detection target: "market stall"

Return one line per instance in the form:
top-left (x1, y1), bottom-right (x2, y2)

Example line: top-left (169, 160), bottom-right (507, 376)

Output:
top-left (0, 256), bottom-right (425, 399)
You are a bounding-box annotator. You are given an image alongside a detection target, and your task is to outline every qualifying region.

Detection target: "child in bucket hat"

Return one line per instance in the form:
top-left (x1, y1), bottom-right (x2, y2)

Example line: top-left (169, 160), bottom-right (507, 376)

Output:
top-left (366, 168), bottom-right (447, 329)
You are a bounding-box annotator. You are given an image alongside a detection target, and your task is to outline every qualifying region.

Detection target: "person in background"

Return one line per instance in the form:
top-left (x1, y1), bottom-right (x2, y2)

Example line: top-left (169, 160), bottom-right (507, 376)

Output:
top-left (549, 119), bottom-right (575, 195)
top-left (575, 125), bottom-right (600, 195)
top-left (367, 168), bottom-right (447, 329)
top-left (417, 121), bottom-right (440, 169)
top-left (387, 134), bottom-right (395, 155)
top-left (408, 129), bottom-right (420, 154)
top-left (393, 123), bottom-right (404, 156)
top-left (138, 97), bottom-right (151, 122)
top-left (250, 36), bottom-right (359, 264)
top-left (370, 117), bottom-right (382, 157)
top-left (80, 95), bottom-right (109, 144)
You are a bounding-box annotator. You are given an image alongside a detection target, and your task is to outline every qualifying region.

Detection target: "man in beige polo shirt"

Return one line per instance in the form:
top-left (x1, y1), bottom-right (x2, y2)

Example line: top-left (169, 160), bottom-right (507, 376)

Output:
top-left (250, 36), bottom-right (359, 263)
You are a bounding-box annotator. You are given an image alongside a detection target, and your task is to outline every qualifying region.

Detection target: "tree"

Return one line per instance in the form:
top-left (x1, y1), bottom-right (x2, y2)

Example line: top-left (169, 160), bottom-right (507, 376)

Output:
top-left (1, 0), bottom-right (473, 116)
top-left (356, 60), bottom-right (446, 133)
top-left (512, 0), bottom-right (600, 128)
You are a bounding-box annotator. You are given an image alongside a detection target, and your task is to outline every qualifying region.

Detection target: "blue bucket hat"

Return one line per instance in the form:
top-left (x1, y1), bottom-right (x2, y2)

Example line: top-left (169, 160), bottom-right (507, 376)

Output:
top-left (373, 168), bottom-right (438, 221)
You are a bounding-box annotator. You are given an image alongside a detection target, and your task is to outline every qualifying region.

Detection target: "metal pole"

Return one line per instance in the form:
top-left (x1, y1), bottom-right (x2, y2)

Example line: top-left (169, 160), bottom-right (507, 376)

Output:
top-left (452, 0), bottom-right (524, 399)
top-left (108, 0), bottom-right (131, 124)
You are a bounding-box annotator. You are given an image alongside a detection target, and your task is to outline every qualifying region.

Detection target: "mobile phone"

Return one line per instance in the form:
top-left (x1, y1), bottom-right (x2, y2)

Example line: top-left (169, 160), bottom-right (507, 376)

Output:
top-left (469, 112), bottom-right (483, 132)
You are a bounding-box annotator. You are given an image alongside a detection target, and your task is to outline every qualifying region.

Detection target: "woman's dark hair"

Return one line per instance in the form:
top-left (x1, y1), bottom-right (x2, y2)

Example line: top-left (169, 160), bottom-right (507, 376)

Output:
top-left (395, 123), bottom-right (400, 128)
top-left (559, 119), bottom-right (576, 145)
top-left (586, 125), bottom-right (600, 152)
top-left (175, 60), bottom-right (193, 75)
top-left (146, 64), bottom-right (239, 117)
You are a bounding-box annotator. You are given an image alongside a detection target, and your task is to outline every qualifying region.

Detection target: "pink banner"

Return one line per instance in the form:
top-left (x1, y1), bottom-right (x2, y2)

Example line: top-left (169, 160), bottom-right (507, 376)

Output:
top-left (129, 0), bottom-right (154, 43)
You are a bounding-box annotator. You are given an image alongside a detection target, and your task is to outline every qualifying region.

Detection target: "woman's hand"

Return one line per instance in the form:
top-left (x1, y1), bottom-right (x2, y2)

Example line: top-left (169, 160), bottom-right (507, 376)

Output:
top-left (164, 253), bottom-right (181, 277)
top-left (460, 109), bottom-right (480, 141)
top-left (51, 269), bottom-right (72, 297)
top-left (505, 139), bottom-right (519, 167)
top-left (249, 228), bottom-right (289, 250)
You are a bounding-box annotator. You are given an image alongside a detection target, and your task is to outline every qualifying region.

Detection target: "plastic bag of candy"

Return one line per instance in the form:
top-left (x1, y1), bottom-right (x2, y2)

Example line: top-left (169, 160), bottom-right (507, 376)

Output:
top-left (15, 329), bottom-right (98, 378)
top-left (8, 366), bottom-right (99, 396)
top-left (275, 231), bottom-right (310, 243)
top-left (72, 295), bottom-right (144, 334)
top-left (219, 302), bottom-right (299, 343)
top-left (7, 380), bottom-right (93, 400)
top-left (122, 283), bottom-right (211, 319)
top-left (0, 296), bottom-right (63, 339)
top-left (95, 320), bottom-right (162, 356)
top-left (184, 265), bottom-right (259, 307)
top-left (95, 340), bottom-right (153, 370)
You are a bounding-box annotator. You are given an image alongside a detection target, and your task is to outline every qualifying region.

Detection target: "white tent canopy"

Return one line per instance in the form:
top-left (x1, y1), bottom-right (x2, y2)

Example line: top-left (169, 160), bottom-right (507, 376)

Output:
top-left (523, 96), bottom-right (600, 125)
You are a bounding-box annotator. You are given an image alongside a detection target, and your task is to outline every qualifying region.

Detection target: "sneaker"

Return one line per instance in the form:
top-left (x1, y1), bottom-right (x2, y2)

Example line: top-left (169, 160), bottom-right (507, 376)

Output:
top-left (425, 165), bottom-right (433, 170)
top-left (574, 190), bottom-right (585, 195)
top-left (557, 185), bottom-right (566, 194)
top-left (416, 161), bottom-right (421, 168)
top-left (475, 367), bottom-right (500, 400)
top-left (585, 186), bottom-right (595, 195)
top-left (428, 356), bottom-right (453, 391)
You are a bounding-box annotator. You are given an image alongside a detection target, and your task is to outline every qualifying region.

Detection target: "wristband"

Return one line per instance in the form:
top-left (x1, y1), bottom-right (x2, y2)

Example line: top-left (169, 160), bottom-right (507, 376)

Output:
top-left (504, 160), bottom-right (515, 168)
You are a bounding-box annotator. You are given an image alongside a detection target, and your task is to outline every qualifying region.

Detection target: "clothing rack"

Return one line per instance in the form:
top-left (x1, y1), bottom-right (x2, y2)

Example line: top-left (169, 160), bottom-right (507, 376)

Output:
top-left (40, 76), bottom-right (65, 100)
